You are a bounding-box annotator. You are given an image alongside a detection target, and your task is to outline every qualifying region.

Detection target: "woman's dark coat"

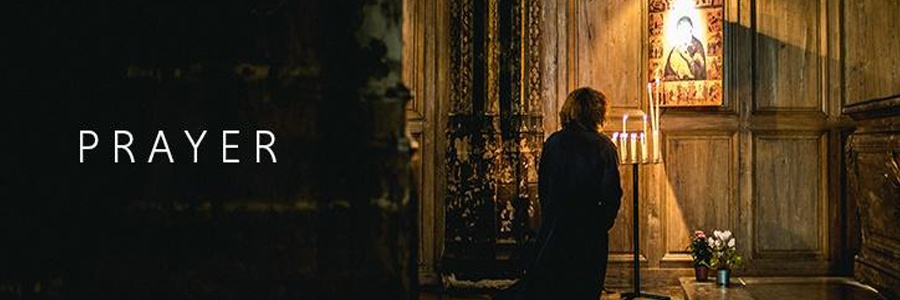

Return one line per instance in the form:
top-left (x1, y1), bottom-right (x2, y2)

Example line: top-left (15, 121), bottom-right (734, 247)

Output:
top-left (498, 126), bottom-right (623, 300)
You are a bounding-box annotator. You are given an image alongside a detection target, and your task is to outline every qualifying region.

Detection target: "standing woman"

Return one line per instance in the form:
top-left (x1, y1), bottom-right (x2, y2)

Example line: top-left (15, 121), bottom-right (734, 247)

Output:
top-left (497, 87), bottom-right (623, 299)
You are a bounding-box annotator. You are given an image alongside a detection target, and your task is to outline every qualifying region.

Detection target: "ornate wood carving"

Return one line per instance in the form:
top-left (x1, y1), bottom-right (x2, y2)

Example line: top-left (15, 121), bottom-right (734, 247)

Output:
top-left (842, 1), bottom-right (900, 297)
top-left (847, 123), bottom-right (900, 299)
top-left (446, 0), bottom-right (494, 261)
top-left (443, 0), bottom-right (543, 276)
top-left (523, 0), bottom-right (545, 228)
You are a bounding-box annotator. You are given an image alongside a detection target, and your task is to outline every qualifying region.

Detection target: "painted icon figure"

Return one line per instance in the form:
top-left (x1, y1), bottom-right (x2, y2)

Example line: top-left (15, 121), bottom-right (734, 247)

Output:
top-left (664, 16), bottom-right (707, 81)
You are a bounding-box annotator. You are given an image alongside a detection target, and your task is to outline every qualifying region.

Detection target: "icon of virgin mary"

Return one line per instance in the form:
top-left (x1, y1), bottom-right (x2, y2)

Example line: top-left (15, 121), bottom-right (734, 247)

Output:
top-left (664, 16), bottom-right (707, 80)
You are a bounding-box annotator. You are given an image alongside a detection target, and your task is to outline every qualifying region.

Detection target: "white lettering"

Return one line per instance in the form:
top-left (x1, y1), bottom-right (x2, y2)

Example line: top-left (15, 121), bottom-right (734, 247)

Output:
top-left (184, 130), bottom-right (207, 163)
top-left (255, 130), bottom-right (277, 163)
top-left (222, 130), bottom-right (239, 163)
top-left (114, 130), bottom-right (135, 163)
top-left (148, 130), bottom-right (174, 163)
top-left (79, 130), bottom-right (98, 163)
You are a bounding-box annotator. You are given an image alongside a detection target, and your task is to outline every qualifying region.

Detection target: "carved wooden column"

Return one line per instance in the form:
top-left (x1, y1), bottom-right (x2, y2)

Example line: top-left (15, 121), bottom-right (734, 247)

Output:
top-left (444, 0), bottom-right (543, 279)
top-left (496, 0), bottom-right (544, 253)
top-left (446, 0), bottom-right (496, 264)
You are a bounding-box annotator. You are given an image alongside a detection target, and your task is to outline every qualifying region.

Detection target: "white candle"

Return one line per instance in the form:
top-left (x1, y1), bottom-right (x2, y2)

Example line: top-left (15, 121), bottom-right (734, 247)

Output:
top-left (642, 115), bottom-right (648, 135)
top-left (652, 129), bottom-right (661, 162)
top-left (654, 78), bottom-right (661, 130)
top-left (630, 133), bottom-right (637, 163)
top-left (622, 114), bottom-right (628, 136)
top-left (647, 83), bottom-right (654, 131)
top-left (640, 132), bottom-right (647, 163)
top-left (612, 132), bottom-right (619, 149)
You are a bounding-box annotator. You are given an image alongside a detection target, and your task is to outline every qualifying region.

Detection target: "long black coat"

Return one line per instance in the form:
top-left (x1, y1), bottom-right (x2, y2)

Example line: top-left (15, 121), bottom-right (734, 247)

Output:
top-left (499, 126), bottom-right (622, 300)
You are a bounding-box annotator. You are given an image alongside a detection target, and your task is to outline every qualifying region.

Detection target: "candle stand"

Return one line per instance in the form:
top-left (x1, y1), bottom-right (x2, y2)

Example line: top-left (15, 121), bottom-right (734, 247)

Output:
top-left (620, 161), bottom-right (670, 300)
top-left (611, 128), bottom-right (668, 299)
top-left (616, 81), bottom-right (665, 299)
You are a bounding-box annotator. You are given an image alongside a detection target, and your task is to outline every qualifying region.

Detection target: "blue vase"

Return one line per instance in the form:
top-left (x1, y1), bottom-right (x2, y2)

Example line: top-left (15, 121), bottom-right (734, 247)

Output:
top-left (716, 269), bottom-right (731, 286)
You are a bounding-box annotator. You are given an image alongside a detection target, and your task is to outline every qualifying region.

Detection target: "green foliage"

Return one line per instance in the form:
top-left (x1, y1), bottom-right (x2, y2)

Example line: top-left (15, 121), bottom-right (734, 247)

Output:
top-left (686, 230), bottom-right (712, 267)
top-left (707, 230), bottom-right (744, 270)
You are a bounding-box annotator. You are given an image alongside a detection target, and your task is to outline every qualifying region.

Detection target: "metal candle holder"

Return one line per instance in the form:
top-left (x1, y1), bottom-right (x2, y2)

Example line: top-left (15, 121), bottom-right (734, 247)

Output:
top-left (613, 111), bottom-right (669, 300)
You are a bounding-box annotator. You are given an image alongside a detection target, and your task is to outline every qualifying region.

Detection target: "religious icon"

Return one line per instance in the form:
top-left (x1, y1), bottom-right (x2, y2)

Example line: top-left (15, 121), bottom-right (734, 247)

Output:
top-left (664, 16), bottom-right (707, 80)
top-left (649, 0), bottom-right (724, 107)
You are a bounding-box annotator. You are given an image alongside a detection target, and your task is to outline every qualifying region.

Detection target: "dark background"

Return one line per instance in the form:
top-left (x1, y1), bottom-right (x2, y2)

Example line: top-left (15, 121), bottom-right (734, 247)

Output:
top-left (6, 0), bottom-right (414, 299)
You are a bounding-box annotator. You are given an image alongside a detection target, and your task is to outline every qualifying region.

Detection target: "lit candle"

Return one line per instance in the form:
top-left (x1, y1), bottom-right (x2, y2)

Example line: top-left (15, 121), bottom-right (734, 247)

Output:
top-left (630, 133), bottom-right (637, 163)
top-left (622, 114), bottom-right (628, 136)
top-left (612, 132), bottom-right (619, 149)
top-left (640, 132), bottom-right (647, 163)
top-left (642, 115), bottom-right (648, 136)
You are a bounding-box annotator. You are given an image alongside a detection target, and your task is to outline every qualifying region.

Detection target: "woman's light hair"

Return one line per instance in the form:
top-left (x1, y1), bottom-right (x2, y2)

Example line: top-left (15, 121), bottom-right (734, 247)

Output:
top-left (559, 87), bottom-right (608, 132)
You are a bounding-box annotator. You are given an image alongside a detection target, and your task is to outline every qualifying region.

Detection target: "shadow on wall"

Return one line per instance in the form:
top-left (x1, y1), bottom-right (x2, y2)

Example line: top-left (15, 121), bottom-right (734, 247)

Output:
top-left (660, 20), bottom-right (858, 273)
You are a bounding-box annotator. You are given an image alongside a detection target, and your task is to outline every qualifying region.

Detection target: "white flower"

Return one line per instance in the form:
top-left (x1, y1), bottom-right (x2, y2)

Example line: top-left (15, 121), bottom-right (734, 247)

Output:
top-left (713, 230), bottom-right (723, 240)
top-left (727, 238), bottom-right (735, 248)
top-left (707, 237), bottom-right (715, 247)
top-left (715, 240), bottom-right (722, 247)
top-left (723, 230), bottom-right (732, 240)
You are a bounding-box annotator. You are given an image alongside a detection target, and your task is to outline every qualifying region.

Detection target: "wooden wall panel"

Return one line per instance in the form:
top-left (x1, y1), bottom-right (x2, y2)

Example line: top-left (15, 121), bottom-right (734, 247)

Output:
top-left (754, 0), bottom-right (821, 111)
top-left (552, 0), bottom-right (846, 285)
top-left (572, 0), bottom-right (642, 110)
top-left (609, 165), bottom-right (636, 257)
top-left (405, 0), bottom-right (855, 286)
top-left (541, 0), bottom-right (564, 134)
top-left (843, 0), bottom-right (900, 106)
top-left (753, 133), bottom-right (826, 258)
top-left (403, 0), bottom-right (446, 284)
top-left (661, 134), bottom-right (736, 264)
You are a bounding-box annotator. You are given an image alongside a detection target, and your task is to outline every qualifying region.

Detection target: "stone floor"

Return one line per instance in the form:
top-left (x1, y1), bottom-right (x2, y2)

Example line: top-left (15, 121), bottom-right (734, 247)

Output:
top-left (421, 286), bottom-right (687, 300)
top-left (421, 277), bottom-right (886, 300)
top-left (679, 277), bottom-right (885, 300)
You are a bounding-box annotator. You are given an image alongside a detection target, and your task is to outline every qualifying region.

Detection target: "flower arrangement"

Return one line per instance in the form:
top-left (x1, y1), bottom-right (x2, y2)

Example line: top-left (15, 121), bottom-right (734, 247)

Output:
top-left (707, 230), bottom-right (743, 270)
top-left (686, 230), bottom-right (712, 268)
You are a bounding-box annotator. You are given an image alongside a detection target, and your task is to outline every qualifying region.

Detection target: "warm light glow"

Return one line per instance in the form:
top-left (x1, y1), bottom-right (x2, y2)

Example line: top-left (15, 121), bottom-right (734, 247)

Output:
top-left (660, 0), bottom-right (709, 77)
top-left (612, 132), bottom-right (620, 149)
